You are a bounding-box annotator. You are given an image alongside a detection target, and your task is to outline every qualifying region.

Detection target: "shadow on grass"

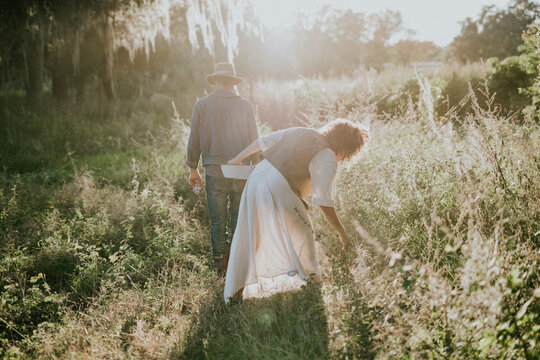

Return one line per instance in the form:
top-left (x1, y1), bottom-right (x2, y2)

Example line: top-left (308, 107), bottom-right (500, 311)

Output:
top-left (172, 280), bottom-right (330, 360)
top-left (324, 248), bottom-right (376, 359)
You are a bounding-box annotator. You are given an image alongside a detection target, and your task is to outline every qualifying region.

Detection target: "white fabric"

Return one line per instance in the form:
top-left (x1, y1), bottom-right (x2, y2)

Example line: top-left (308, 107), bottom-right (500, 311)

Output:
top-left (310, 148), bottom-right (337, 207)
top-left (224, 129), bottom-right (338, 302)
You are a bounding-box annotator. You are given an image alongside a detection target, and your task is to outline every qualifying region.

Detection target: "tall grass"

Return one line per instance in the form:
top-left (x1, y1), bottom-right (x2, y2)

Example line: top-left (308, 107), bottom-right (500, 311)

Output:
top-left (1, 66), bottom-right (539, 359)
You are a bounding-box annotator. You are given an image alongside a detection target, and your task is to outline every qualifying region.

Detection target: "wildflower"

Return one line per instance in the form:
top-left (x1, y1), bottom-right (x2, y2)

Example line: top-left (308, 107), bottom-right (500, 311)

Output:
top-left (38, 273), bottom-right (43, 278)
top-left (388, 252), bottom-right (402, 267)
top-left (402, 264), bottom-right (413, 272)
top-left (49, 205), bottom-right (54, 209)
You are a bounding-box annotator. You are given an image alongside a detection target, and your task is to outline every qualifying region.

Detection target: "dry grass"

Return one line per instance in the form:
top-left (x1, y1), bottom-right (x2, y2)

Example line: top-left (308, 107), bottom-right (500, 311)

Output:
top-left (1, 68), bottom-right (539, 359)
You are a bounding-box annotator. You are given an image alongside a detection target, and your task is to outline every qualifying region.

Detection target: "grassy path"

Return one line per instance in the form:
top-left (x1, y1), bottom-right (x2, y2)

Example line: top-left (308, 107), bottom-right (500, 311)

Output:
top-left (173, 249), bottom-right (376, 359)
top-left (2, 114), bottom-right (538, 359)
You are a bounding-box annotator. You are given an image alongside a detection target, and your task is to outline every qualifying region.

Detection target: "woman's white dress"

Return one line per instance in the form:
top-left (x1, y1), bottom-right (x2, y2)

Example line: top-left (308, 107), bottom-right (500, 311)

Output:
top-left (224, 128), bottom-right (337, 302)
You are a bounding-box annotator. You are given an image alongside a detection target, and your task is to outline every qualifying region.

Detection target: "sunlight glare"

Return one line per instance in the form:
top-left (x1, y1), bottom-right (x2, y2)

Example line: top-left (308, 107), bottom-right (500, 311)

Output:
top-left (250, 0), bottom-right (315, 30)
top-left (250, 0), bottom-right (515, 46)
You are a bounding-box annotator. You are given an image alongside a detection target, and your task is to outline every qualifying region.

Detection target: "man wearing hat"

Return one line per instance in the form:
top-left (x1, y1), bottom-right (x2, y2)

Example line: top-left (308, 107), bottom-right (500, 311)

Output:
top-left (186, 62), bottom-right (259, 274)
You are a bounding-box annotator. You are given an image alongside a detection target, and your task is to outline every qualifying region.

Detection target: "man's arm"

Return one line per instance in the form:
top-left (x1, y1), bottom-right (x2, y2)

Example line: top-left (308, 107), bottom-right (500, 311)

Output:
top-left (319, 206), bottom-right (351, 248)
top-left (186, 105), bottom-right (203, 187)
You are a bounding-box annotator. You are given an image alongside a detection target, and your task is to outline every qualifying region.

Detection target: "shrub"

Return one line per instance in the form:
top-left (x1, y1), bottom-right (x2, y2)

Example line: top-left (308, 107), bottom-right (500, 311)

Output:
top-left (488, 56), bottom-right (535, 114)
top-left (520, 23), bottom-right (540, 121)
top-left (486, 23), bottom-right (540, 121)
top-left (0, 250), bottom-right (65, 347)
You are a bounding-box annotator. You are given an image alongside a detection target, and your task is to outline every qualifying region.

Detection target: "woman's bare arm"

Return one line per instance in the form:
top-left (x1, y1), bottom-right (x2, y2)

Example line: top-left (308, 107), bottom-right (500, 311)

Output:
top-left (228, 140), bottom-right (262, 165)
top-left (319, 206), bottom-right (351, 248)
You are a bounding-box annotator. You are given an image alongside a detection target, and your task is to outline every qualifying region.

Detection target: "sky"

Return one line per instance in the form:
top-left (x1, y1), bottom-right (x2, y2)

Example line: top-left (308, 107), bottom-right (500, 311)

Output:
top-left (249, 0), bottom-right (513, 47)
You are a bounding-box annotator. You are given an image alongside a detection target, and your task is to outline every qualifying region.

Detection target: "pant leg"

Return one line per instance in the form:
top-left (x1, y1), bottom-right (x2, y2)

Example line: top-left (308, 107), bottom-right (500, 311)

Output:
top-left (228, 179), bottom-right (247, 239)
top-left (205, 176), bottom-right (229, 257)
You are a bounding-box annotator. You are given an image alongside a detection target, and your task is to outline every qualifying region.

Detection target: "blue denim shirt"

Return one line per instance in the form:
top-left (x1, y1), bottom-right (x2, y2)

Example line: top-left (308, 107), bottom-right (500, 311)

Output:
top-left (186, 90), bottom-right (258, 177)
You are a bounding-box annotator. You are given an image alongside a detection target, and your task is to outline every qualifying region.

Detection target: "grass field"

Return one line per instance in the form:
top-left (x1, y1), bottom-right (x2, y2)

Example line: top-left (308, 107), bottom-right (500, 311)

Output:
top-left (1, 68), bottom-right (539, 359)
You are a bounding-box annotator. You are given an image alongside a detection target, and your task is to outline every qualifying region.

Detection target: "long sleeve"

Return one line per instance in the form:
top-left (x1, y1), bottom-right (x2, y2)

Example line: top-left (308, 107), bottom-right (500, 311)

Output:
top-left (248, 104), bottom-right (258, 141)
top-left (186, 104), bottom-right (201, 169)
top-left (246, 104), bottom-right (260, 165)
top-left (309, 148), bottom-right (337, 207)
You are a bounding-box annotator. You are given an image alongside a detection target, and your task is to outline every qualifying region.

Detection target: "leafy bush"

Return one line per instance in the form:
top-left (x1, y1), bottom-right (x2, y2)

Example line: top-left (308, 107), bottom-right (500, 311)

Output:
top-left (488, 55), bottom-right (535, 114)
top-left (520, 23), bottom-right (540, 121)
top-left (0, 249), bottom-right (65, 348)
top-left (486, 23), bottom-right (540, 121)
top-left (438, 70), bottom-right (483, 116)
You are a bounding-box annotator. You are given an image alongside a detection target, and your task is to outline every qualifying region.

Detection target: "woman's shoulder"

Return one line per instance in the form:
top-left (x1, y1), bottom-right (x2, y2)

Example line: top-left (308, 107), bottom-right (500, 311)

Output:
top-left (280, 127), bottom-right (324, 141)
top-left (263, 127), bottom-right (302, 140)
top-left (312, 148), bottom-right (337, 163)
top-left (310, 148), bottom-right (337, 177)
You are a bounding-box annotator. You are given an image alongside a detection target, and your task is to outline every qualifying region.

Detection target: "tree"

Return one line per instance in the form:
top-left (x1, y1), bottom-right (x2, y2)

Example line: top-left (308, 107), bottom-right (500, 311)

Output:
top-left (364, 10), bottom-right (403, 69)
top-left (518, 23), bottom-right (540, 121)
top-left (289, 7), bottom-right (403, 75)
top-left (0, 0), bottom-right (246, 102)
top-left (484, 22), bottom-right (540, 120)
top-left (450, 0), bottom-right (540, 62)
top-left (290, 6), bottom-right (368, 76)
top-left (449, 18), bottom-right (481, 62)
top-left (389, 40), bottom-right (442, 65)
top-left (1, 1), bottom-right (47, 103)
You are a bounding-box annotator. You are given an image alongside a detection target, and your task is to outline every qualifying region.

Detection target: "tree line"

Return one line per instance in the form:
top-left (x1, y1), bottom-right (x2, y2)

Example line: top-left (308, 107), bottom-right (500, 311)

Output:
top-left (451, 0), bottom-right (539, 62)
top-left (0, 0), bottom-right (242, 104)
top-left (0, 0), bottom-right (538, 105)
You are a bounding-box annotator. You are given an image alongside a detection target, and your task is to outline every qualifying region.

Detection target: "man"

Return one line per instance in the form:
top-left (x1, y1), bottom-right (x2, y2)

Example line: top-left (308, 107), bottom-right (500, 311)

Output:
top-left (186, 62), bottom-right (258, 274)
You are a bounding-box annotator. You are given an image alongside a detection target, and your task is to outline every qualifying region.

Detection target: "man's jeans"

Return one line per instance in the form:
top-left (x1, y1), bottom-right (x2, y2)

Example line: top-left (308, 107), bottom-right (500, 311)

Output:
top-left (205, 176), bottom-right (246, 258)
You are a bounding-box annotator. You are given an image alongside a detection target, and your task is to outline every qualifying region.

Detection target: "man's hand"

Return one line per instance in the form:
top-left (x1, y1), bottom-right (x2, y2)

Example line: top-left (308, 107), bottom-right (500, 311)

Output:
top-left (189, 168), bottom-right (203, 188)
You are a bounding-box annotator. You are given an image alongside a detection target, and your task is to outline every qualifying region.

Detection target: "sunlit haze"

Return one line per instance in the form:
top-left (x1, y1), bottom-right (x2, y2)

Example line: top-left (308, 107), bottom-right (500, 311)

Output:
top-left (250, 0), bottom-right (512, 46)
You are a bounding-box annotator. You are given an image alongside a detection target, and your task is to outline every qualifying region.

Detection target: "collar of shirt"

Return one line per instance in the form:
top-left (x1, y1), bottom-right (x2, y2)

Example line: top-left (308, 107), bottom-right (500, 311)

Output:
top-left (211, 90), bottom-right (241, 98)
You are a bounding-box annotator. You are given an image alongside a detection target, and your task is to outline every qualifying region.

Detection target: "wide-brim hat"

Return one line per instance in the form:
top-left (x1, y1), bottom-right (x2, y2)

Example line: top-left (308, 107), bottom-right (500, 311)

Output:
top-left (206, 62), bottom-right (242, 86)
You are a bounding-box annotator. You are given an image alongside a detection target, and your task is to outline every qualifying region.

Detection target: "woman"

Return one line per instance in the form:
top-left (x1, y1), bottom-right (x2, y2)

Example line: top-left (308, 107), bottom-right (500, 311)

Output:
top-left (224, 119), bottom-right (369, 303)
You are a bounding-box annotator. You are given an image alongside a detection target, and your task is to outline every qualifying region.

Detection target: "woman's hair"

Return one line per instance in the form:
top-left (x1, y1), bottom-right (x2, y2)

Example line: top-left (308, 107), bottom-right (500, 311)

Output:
top-left (320, 119), bottom-right (370, 160)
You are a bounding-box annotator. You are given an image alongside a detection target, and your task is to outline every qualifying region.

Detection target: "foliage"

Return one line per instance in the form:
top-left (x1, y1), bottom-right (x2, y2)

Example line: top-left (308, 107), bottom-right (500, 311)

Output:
top-left (363, 10), bottom-right (404, 69)
top-left (486, 22), bottom-right (540, 120)
top-left (291, 6), bottom-right (369, 75)
top-left (487, 55), bottom-right (535, 114)
top-left (0, 106), bottom-right (211, 355)
top-left (1, 66), bottom-right (539, 359)
top-left (0, 0), bottom-right (244, 102)
top-left (335, 106), bottom-right (539, 359)
top-left (1, 1), bottom-right (539, 358)
top-left (236, 5), bottom-right (430, 78)
top-left (520, 23), bottom-right (540, 121)
top-left (388, 40), bottom-right (442, 65)
top-left (450, 0), bottom-right (540, 62)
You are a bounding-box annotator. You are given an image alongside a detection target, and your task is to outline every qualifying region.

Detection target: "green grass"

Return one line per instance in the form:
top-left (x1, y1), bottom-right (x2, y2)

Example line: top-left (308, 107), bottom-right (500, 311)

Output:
top-left (178, 281), bottom-right (331, 360)
top-left (1, 68), bottom-right (539, 359)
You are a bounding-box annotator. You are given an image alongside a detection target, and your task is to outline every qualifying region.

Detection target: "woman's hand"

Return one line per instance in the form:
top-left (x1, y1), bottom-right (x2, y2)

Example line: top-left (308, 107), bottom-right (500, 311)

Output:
top-left (227, 140), bottom-right (262, 166)
top-left (339, 232), bottom-right (351, 249)
top-left (227, 157), bottom-right (242, 165)
top-left (319, 206), bottom-right (352, 250)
